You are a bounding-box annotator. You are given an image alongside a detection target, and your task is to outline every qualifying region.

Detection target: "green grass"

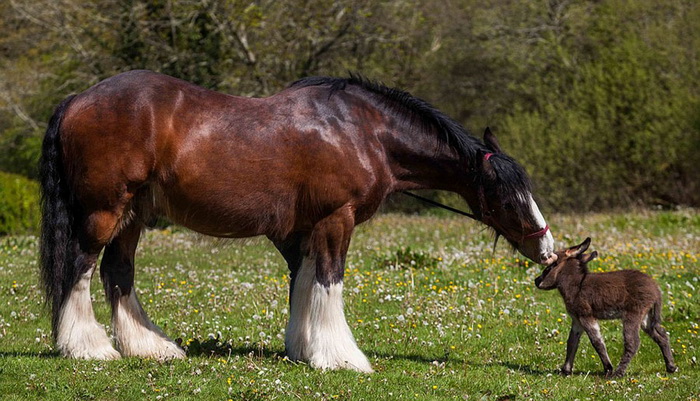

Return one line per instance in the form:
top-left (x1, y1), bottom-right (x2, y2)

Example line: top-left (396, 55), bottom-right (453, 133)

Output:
top-left (1, 210), bottom-right (699, 400)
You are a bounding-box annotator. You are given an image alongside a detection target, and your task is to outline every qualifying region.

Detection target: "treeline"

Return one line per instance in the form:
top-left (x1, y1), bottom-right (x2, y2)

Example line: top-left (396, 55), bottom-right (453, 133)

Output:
top-left (1, 0), bottom-right (698, 212)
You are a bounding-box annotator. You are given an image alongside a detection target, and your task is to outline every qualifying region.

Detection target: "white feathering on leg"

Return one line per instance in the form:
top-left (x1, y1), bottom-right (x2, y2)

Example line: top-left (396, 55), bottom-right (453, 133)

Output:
top-left (285, 257), bottom-right (316, 361)
top-left (56, 267), bottom-right (120, 360)
top-left (307, 281), bottom-right (373, 372)
top-left (113, 289), bottom-right (185, 360)
top-left (286, 257), bottom-right (372, 372)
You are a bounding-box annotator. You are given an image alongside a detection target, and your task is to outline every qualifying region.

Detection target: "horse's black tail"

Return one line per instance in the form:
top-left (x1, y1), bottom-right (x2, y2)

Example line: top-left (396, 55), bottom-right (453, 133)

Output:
top-left (39, 94), bottom-right (77, 338)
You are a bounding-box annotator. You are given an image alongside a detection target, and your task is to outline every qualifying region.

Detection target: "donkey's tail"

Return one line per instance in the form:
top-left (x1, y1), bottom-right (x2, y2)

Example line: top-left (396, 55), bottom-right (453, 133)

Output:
top-left (648, 297), bottom-right (665, 333)
top-left (39, 94), bottom-right (77, 338)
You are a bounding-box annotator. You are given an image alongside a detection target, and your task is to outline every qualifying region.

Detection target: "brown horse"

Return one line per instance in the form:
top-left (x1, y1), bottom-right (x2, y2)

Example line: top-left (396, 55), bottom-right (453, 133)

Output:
top-left (40, 70), bottom-right (556, 372)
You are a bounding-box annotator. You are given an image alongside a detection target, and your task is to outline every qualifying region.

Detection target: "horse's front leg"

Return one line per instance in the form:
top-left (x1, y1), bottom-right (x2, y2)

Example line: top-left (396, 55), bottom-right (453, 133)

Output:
top-left (281, 205), bottom-right (373, 372)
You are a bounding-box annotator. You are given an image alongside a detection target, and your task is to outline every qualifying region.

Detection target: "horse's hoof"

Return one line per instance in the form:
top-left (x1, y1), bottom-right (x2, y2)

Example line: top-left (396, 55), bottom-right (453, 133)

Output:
top-left (61, 344), bottom-right (121, 360)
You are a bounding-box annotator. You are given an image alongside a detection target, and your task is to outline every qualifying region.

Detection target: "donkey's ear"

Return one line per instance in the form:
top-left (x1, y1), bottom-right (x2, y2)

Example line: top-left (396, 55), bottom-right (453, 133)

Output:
top-left (579, 251), bottom-right (598, 264)
top-left (483, 127), bottom-right (503, 153)
top-left (565, 237), bottom-right (591, 257)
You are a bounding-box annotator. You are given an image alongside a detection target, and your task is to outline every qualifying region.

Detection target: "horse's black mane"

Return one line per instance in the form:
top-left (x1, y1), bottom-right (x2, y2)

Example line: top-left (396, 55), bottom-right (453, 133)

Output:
top-left (289, 75), bottom-right (533, 223)
top-left (290, 74), bottom-right (484, 162)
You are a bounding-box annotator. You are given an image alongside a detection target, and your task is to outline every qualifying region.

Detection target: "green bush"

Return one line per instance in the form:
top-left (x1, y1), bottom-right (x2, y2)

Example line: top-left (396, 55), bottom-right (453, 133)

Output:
top-left (0, 171), bottom-right (40, 236)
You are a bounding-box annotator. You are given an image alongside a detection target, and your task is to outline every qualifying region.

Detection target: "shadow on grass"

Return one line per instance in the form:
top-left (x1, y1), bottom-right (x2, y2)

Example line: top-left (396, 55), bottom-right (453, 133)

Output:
top-left (184, 338), bottom-right (472, 369)
top-left (370, 350), bottom-right (465, 365)
top-left (182, 337), bottom-right (283, 359)
top-left (0, 351), bottom-right (59, 359)
top-left (0, 345), bottom-right (607, 380)
top-left (487, 361), bottom-right (553, 375)
top-left (487, 361), bottom-right (611, 378)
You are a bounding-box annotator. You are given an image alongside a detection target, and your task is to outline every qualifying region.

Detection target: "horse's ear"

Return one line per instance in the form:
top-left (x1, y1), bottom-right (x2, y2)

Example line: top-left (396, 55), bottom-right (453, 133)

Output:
top-left (579, 251), bottom-right (598, 264)
top-left (565, 237), bottom-right (591, 257)
top-left (483, 127), bottom-right (503, 153)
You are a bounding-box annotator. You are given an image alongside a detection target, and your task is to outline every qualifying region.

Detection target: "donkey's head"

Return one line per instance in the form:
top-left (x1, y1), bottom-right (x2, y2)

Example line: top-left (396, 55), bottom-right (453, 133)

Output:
top-left (534, 237), bottom-right (598, 290)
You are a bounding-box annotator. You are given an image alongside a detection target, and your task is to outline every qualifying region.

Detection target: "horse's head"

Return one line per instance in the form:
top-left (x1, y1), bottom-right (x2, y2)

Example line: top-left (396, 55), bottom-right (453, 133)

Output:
top-left (469, 128), bottom-right (556, 265)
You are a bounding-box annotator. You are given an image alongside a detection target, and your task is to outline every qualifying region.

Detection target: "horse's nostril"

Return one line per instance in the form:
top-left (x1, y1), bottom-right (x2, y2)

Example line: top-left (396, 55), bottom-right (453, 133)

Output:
top-left (541, 253), bottom-right (557, 265)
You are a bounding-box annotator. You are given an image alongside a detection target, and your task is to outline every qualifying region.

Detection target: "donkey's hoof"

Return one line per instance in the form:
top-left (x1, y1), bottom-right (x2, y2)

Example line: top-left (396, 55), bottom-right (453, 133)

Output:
top-left (560, 368), bottom-right (572, 376)
top-left (666, 365), bottom-right (678, 373)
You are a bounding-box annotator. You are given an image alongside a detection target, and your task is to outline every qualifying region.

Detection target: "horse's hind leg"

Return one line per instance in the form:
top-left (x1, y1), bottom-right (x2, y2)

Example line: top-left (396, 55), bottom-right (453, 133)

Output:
top-left (56, 211), bottom-right (120, 360)
top-left (100, 219), bottom-right (184, 360)
top-left (282, 205), bottom-right (373, 372)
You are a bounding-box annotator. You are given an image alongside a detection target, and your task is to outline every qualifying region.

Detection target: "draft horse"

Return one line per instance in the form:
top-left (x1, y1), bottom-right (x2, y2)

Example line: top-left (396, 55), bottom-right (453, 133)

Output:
top-left (40, 70), bottom-right (556, 372)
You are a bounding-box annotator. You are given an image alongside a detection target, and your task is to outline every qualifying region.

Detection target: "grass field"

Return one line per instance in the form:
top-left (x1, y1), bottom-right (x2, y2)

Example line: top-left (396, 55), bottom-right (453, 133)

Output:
top-left (1, 210), bottom-right (698, 400)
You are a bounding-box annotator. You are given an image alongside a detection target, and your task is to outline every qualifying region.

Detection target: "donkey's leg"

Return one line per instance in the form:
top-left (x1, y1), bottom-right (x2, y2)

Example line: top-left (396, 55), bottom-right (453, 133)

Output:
top-left (56, 212), bottom-right (120, 360)
top-left (613, 315), bottom-right (643, 377)
top-left (283, 206), bottom-right (372, 372)
top-left (101, 220), bottom-right (184, 360)
top-left (579, 317), bottom-right (614, 376)
top-left (561, 317), bottom-right (584, 375)
top-left (642, 313), bottom-right (677, 373)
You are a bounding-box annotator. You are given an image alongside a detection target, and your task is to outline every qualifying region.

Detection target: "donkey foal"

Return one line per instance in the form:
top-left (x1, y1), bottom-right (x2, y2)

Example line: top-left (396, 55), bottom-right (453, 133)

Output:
top-left (535, 238), bottom-right (677, 377)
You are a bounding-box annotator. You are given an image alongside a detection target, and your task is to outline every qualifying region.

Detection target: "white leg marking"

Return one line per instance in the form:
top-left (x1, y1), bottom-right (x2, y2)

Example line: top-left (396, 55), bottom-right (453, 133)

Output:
top-left (286, 257), bottom-right (373, 372)
top-left (308, 281), bottom-right (373, 372)
top-left (113, 289), bottom-right (185, 360)
top-left (285, 257), bottom-right (315, 362)
top-left (641, 313), bottom-right (650, 331)
top-left (56, 267), bottom-right (120, 360)
top-left (588, 321), bottom-right (605, 343)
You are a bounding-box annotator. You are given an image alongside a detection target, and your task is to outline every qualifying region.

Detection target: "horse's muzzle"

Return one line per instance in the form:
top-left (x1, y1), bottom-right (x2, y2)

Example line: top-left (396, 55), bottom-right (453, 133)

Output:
top-left (540, 252), bottom-right (558, 265)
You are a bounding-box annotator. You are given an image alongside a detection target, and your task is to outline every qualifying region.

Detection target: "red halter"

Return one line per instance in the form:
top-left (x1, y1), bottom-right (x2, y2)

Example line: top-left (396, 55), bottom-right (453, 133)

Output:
top-left (483, 152), bottom-right (549, 241)
top-left (523, 224), bottom-right (550, 239)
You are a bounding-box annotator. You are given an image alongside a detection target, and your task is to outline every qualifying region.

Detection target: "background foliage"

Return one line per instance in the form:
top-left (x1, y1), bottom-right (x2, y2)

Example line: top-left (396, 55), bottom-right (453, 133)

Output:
top-left (1, 0), bottom-right (698, 222)
top-left (0, 171), bottom-right (40, 235)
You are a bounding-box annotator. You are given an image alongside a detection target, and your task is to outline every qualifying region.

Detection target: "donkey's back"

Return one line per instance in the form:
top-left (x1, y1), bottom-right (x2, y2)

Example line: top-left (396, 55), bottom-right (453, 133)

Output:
top-left (579, 270), bottom-right (661, 320)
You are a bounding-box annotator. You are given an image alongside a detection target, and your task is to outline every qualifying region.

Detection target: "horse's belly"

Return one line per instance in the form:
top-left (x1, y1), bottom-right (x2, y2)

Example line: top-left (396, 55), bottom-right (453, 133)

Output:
top-left (151, 183), bottom-right (290, 238)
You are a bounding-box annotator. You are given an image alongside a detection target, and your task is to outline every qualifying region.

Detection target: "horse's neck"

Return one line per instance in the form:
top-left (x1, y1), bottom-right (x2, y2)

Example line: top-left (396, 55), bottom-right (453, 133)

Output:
top-left (385, 129), bottom-right (471, 194)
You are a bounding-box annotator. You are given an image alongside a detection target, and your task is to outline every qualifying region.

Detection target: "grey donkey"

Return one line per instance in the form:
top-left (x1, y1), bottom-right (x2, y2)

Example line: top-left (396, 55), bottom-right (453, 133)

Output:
top-left (535, 237), bottom-right (677, 377)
